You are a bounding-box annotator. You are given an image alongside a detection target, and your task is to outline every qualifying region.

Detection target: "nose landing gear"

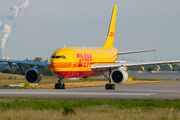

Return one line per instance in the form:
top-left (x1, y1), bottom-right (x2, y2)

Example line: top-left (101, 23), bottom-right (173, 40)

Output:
top-left (55, 77), bottom-right (65, 89)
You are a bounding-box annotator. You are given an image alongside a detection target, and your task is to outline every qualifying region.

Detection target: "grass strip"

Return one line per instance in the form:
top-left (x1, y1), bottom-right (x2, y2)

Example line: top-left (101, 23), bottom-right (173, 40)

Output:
top-left (1, 98), bottom-right (180, 119)
top-left (0, 98), bottom-right (180, 111)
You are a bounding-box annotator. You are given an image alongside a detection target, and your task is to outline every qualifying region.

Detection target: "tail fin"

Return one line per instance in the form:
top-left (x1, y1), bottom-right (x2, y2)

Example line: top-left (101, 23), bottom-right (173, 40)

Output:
top-left (103, 5), bottom-right (117, 49)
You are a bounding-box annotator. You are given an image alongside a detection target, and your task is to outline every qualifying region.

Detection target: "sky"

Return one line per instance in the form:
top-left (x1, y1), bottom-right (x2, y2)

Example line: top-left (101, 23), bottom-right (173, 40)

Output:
top-left (0, 0), bottom-right (180, 62)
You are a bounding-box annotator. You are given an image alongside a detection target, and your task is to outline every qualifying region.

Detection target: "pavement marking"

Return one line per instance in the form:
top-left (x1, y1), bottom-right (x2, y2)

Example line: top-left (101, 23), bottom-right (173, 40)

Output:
top-left (0, 89), bottom-right (174, 96)
top-left (0, 91), bottom-right (171, 96)
top-left (0, 92), bottom-right (155, 96)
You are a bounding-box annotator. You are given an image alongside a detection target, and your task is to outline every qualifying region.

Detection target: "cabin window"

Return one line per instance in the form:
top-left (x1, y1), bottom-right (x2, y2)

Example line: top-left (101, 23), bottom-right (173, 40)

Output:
top-left (56, 56), bottom-right (60, 58)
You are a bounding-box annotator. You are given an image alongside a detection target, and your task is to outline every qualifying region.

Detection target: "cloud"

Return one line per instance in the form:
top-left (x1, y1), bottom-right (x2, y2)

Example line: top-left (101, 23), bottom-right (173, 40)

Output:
top-left (19, 0), bottom-right (29, 9)
top-left (0, 0), bottom-right (30, 48)
top-left (12, 0), bottom-right (29, 18)
top-left (12, 6), bottom-right (19, 18)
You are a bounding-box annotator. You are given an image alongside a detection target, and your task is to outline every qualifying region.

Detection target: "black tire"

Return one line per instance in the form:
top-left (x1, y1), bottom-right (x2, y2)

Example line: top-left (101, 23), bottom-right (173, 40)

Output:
top-left (111, 84), bottom-right (115, 90)
top-left (57, 83), bottom-right (61, 89)
top-left (55, 83), bottom-right (65, 89)
top-left (105, 84), bottom-right (110, 90)
top-left (105, 84), bottom-right (108, 89)
top-left (62, 84), bottom-right (65, 89)
top-left (55, 83), bottom-right (58, 89)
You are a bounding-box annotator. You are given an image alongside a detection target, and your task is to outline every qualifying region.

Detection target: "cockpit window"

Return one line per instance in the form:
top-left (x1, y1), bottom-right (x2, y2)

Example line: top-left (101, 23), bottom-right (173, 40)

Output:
top-left (51, 55), bottom-right (66, 59)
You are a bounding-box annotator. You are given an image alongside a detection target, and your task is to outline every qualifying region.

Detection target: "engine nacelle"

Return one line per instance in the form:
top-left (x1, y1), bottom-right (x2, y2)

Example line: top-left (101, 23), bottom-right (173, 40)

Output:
top-left (25, 66), bottom-right (43, 83)
top-left (110, 68), bottom-right (128, 84)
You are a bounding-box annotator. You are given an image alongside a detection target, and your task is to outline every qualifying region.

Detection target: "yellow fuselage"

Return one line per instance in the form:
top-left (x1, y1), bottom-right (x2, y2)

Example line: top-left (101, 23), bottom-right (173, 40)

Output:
top-left (48, 47), bottom-right (118, 78)
top-left (48, 5), bottom-right (118, 78)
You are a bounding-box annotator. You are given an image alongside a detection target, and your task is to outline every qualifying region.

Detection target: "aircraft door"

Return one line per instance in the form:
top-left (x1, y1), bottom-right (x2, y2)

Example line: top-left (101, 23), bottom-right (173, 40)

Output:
top-left (69, 51), bottom-right (77, 68)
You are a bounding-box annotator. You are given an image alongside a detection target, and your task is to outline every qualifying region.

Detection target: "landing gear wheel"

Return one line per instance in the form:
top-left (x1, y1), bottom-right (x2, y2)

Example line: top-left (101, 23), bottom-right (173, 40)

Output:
top-left (55, 77), bottom-right (65, 89)
top-left (55, 83), bottom-right (58, 89)
top-left (111, 84), bottom-right (115, 90)
top-left (105, 84), bottom-right (109, 90)
top-left (105, 84), bottom-right (111, 90)
top-left (62, 83), bottom-right (65, 89)
top-left (105, 84), bottom-right (115, 90)
top-left (55, 83), bottom-right (65, 89)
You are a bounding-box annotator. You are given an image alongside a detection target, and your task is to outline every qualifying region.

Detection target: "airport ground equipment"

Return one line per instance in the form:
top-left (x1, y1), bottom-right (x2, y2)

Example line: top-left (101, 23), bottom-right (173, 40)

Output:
top-left (9, 83), bottom-right (38, 87)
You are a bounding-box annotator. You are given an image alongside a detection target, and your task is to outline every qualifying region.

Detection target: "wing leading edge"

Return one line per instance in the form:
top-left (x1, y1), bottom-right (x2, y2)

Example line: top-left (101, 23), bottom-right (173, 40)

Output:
top-left (91, 60), bottom-right (180, 71)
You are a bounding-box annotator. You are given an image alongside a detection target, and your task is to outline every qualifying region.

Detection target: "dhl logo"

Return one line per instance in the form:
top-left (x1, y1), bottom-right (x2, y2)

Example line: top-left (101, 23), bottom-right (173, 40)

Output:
top-left (77, 54), bottom-right (93, 67)
top-left (109, 32), bottom-right (114, 37)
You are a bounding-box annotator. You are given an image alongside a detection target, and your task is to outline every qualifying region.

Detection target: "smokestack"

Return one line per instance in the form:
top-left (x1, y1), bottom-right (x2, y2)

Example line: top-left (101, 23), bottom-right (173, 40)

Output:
top-left (5, 50), bottom-right (7, 57)
top-left (0, 48), bottom-right (5, 59)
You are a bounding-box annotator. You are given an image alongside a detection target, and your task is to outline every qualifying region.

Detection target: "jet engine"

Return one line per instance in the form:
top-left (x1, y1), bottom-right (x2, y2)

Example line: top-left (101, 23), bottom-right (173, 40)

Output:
top-left (110, 68), bottom-right (128, 84)
top-left (25, 66), bottom-right (43, 83)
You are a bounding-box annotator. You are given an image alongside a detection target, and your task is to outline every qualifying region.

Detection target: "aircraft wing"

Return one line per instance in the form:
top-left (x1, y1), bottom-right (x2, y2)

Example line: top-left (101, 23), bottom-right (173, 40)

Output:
top-left (91, 60), bottom-right (180, 71)
top-left (0, 59), bottom-right (48, 68)
top-left (117, 49), bottom-right (157, 55)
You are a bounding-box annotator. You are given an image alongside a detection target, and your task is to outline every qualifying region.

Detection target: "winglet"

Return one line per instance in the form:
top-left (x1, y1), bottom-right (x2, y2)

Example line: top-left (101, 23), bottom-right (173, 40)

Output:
top-left (103, 5), bottom-right (117, 49)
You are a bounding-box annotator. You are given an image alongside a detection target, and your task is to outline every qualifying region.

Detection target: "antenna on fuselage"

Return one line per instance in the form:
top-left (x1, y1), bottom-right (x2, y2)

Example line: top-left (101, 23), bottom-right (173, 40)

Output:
top-left (64, 44), bottom-right (65, 47)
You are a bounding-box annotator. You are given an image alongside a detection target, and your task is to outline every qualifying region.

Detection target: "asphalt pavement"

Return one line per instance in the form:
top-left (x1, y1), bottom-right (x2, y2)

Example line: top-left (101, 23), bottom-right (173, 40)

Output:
top-left (0, 81), bottom-right (180, 99)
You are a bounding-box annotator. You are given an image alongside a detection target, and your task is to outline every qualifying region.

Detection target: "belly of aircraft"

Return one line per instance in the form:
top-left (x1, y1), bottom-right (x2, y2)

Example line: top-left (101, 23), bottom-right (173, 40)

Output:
top-left (49, 66), bottom-right (103, 78)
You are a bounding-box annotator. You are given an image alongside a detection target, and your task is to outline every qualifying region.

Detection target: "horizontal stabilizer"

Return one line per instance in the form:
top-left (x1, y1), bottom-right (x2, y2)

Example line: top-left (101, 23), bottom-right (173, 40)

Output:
top-left (117, 49), bottom-right (157, 55)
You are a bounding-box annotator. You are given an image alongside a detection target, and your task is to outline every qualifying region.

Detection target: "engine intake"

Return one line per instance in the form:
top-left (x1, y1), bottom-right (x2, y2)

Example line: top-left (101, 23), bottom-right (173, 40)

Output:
top-left (25, 66), bottom-right (43, 83)
top-left (110, 68), bottom-right (128, 84)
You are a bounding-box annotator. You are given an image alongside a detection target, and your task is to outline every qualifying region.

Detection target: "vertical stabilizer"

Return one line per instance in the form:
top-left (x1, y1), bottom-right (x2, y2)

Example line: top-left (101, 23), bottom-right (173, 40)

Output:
top-left (103, 5), bottom-right (117, 49)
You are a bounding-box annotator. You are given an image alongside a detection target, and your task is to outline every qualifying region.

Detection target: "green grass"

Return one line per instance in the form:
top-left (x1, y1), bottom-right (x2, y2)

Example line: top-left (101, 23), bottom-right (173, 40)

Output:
top-left (1, 98), bottom-right (180, 111)
top-left (1, 107), bottom-right (180, 120)
top-left (1, 98), bottom-right (180, 119)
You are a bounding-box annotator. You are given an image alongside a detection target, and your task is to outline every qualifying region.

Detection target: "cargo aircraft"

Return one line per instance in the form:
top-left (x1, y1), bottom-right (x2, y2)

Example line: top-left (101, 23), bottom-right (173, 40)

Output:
top-left (1, 5), bottom-right (180, 90)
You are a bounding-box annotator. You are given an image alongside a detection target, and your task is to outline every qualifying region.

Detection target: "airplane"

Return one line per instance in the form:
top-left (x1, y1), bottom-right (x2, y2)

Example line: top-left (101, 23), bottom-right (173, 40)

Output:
top-left (1, 5), bottom-right (180, 90)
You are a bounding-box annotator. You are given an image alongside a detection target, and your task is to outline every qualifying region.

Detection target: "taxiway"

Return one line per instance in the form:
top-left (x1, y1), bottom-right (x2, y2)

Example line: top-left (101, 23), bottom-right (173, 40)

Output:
top-left (0, 81), bottom-right (180, 99)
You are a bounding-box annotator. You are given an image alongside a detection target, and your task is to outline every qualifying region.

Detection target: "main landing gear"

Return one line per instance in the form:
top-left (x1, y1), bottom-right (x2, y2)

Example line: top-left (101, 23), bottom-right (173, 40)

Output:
top-left (105, 82), bottom-right (115, 90)
top-left (101, 69), bottom-right (115, 90)
top-left (55, 77), bottom-right (65, 89)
